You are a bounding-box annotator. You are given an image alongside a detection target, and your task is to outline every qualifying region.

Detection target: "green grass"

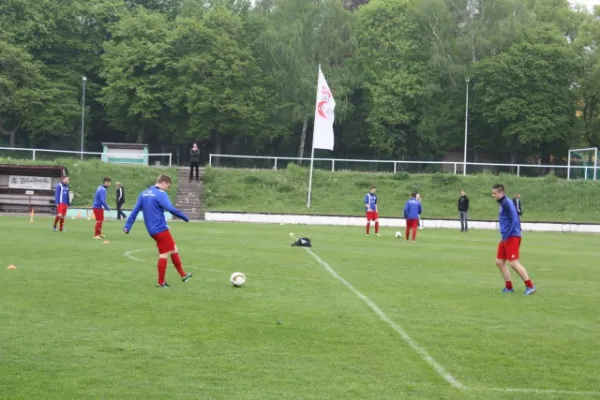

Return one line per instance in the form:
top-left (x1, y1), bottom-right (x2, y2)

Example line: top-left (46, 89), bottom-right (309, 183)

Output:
top-left (0, 158), bottom-right (178, 207)
top-left (0, 215), bottom-right (599, 399)
top-left (204, 165), bottom-right (600, 223)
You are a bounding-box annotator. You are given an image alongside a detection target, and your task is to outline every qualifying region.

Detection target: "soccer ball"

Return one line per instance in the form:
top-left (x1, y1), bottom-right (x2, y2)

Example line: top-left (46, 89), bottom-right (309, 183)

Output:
top-left (230, 272), bottom-right (246, 287)
top-left (395, 231), bottom-right (402, 238)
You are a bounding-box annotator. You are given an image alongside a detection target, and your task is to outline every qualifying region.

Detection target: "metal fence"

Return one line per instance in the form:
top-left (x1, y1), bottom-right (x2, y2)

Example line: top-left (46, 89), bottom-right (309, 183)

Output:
top-left (0, 147), bottom-right (173, 167)
top-left (208, 153), bottom-right (598, 180)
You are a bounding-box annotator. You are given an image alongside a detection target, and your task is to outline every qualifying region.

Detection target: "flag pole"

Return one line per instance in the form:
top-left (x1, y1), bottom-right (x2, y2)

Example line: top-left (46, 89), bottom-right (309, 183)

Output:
top-left (307, 64), bottom-right (321, 209)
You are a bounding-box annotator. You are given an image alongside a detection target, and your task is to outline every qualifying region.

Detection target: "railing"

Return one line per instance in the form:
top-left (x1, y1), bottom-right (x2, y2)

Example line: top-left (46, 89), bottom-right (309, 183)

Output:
top-left (208, 153), bottom-right (598, 180)
top-left (0, 147), bottom-right (173, 167)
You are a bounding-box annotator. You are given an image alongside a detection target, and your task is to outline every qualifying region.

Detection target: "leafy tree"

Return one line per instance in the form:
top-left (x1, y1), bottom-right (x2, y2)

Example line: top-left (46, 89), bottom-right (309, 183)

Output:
top-left (474, 24), bottom-right (580, 162)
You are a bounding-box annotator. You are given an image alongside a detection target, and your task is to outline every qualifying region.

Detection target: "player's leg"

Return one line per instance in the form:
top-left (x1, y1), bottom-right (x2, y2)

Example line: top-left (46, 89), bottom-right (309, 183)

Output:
top-left (366, 212), bottom-right (371, 235)
top-left (506, 237), bottom-right (535, 294)
top-left (496, 240), bottom-right (514, 292)
top-left (170, 245), bottom-right (192, 281)
top-left (405, 219), bottom-right (410, 241)
top-left (54, 204), bottom-right (63, 230)
top-left (411, 220), bottom-right (417, 241)
top-left (157, 252), bottom-right (169, 287)
top-left (59, 206), bottom-right (67, 231)
top-left (374, 214), bottom-right (380, 235)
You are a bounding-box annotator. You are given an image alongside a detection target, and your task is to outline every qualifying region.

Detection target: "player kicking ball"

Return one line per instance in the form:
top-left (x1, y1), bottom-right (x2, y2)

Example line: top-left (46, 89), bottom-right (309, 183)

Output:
top-left (123, 174), bottom-right (192, 288)
top-left (364, 185), bottom-right (380, 236)
top-left (492, 184), bottom-right (536, 295)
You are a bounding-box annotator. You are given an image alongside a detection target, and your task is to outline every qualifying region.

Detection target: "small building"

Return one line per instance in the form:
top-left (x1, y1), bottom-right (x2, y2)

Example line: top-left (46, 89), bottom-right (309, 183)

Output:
top-left (101, 142), bottom-right (149, 165)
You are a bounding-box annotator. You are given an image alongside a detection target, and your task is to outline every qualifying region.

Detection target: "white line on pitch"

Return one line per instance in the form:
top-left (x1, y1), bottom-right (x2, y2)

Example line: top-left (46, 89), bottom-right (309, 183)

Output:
top-left (476, 387), bottom-right (600, 397)
top-left (290, 234), bottom-right (465, 390)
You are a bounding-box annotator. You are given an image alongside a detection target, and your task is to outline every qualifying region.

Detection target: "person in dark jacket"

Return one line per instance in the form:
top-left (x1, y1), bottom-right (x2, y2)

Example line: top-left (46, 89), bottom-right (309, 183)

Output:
top-left (116, 182), bottom-right (127, 220)
top-left (512, 193), bottom-right (522, 217)
top-left (189, 143), bottom-right (200, 182)
top-left (458, 189), bottom-right (470, 232)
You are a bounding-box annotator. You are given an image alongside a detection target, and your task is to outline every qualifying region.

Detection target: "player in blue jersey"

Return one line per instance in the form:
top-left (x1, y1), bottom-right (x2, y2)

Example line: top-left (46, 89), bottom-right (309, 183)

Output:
top-left (404, 192), bottom-right (422, 243)
top-left (364, 185), bottom-right (380, 236)
top-left (92, 177), bottom-right (111, 239)
top-left (53, 176), bottom-right (70, 232)
top-left (492, 184), bottom-right (536, 295)
top-left (123, 174), bottom-right (192, 288)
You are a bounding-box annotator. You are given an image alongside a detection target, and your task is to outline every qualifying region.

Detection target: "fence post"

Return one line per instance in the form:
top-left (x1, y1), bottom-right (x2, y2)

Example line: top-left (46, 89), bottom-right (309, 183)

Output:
top-left (517, 165), bottom-right (520, 177)
top-left (331, 160), bottom-right (335, 172)
top-left (393, 162), bottom-right (397, 174)
top-left (168, 154), bottom-right (172, 167)
top-left (209, 154), bottom-right (212, 167)
top-left (274, 158), bottom-right (278, 170)
top-left (453, 163), bottom-right (457, 175)
top-left (32, 149), bottom-right (36, 161)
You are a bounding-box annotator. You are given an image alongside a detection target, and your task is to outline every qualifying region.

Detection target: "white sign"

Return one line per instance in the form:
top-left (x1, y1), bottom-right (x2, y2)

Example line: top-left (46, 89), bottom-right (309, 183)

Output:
top-left (312, 66), bottom-right (336, 151)
top-left (8, 175), bottom-right (52, 190)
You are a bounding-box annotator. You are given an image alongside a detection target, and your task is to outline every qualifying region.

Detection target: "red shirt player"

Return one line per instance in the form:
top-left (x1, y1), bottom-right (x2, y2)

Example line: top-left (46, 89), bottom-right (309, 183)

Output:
top-left (364, 186), bottom-right (380, 236)
top-left (53, 176), bottom-right (70, 232)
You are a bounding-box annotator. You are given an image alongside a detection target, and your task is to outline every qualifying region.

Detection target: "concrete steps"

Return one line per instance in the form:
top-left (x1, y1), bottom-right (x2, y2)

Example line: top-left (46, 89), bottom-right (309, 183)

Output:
top-left (175, 167), bottom-right (205, 221)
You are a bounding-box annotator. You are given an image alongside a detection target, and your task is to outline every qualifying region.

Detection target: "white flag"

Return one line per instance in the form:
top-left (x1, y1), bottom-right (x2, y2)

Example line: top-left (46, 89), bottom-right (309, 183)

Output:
top-left (312, 66), bottom-right (335, 151)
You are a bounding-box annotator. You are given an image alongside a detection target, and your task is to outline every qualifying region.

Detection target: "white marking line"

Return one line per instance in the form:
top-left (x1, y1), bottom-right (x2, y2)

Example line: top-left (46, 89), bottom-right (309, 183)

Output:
top-left (292, 236), bottom-right (465, 390)
top-left (479, 387), bottom-right (600, 397)
top-left (123, 249), bottom-right (338, 284)
top-left (293, 233), bottom-right (600, 397)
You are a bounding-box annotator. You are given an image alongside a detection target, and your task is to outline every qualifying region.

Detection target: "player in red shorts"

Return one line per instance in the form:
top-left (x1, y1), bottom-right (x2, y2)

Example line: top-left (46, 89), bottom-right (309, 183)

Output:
top-left (403, 192), bottom-right (422, 243)
top-left (123, 174), bottom-right (192, 287)
top-left (492, 184), bottom-right (536, 295)
top-left (92, 177), bottom-right (111, 239)
top-left (53, 176), bottom-right (70, 232)
top-left (364, 185), bottom-right (380, 236)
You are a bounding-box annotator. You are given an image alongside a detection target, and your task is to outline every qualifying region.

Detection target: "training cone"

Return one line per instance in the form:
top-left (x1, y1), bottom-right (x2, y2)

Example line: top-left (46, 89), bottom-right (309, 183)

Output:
top-left (7, 265), bottom-right (16, 270)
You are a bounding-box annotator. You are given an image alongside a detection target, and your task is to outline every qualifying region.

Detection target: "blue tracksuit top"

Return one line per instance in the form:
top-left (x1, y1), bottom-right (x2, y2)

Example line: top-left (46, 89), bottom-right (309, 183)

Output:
top-left (55, 183), bottom-right (70, 205)
top-left (93, 185), bottom-right (110, 210)
top-left (404, 198), bottom-right (422, 219)
top-left (124, 186), bottom-right (189, 236)
top-left (498, 196), bottom-right (521, 240)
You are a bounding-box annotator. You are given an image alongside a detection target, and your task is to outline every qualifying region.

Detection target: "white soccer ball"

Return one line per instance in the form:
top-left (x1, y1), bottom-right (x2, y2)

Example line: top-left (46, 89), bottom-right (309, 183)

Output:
top-left (395, 231), bottom-right (402, 238)
top-left (230, 272), bottom-right (246, 287)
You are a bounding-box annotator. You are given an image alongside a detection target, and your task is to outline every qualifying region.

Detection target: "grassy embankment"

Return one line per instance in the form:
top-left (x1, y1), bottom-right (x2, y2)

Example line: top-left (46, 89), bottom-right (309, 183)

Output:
top-left (204, 164), bottom-right (600, 223)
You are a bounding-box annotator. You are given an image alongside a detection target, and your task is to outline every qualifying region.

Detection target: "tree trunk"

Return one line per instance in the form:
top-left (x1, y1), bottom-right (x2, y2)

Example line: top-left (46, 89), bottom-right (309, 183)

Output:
top-left (0, 121), bottom-right (19, 147)
top-left (297, 118), bottom-right (308, 166)
top-left (214, 130), bottom-right (222, 167)
top-left (510, 151), bottom-right (518, 174)
top-left (136, 126), bottom-right (145, 143)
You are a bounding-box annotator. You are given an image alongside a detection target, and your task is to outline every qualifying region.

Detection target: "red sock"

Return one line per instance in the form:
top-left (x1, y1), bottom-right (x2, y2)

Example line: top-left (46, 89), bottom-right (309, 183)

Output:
top-left (375, 222), bottom-right (379, 234)
top-left (94, 221), bottom-right (102, 236)
top-left (505, 280), bottom-right (513, 290)
top-left (366, 223), bottom-right (370, 234)
top-left (59, 218), bottom-right (65, 231)
top-left (411, 228), bottom-right (417, 241)
top-left (170, 253), bottom-right (186, 277)
top-left (53, 216), bottom-right (60, 228)
top-left (157, 258), bottom-right (168, 284)
top-left (524, 279), bottom-right (533, 288)
top-left (405, 227), bottom-right (410, 240)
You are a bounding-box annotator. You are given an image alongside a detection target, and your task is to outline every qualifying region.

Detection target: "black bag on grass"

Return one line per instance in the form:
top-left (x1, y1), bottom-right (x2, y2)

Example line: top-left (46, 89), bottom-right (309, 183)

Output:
top-left (291, 237), bottom-right (312, 247)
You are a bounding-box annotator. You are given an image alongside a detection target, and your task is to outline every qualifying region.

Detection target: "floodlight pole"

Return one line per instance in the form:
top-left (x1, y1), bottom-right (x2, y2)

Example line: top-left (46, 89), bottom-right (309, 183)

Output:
top-left (463, 77), bottom-right (470, 176)
top-left (80, 76), bottom-right (87, 161)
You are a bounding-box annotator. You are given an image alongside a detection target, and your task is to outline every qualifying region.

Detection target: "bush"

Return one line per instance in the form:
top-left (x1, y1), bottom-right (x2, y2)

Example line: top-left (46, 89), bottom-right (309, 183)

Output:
top-left (431, 173), bottom-right (460, 186)
top-left (391, 171), bottom-right (410, 180)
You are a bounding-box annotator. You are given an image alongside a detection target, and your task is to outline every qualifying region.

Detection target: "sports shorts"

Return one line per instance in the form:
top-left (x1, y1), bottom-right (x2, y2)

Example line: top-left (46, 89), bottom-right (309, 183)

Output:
top-left (152, 230), bottom-right (176, 254)
top-left (497, 236), bottom-right (521, 261)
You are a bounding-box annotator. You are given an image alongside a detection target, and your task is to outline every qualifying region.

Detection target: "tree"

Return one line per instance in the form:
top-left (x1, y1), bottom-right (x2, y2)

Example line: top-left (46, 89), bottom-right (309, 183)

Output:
top-left (100, 8), bottom-right (171, 143)
top-left (474, 24), bottom-right (580, 162)
top-left (166, 6), bottom-right (268, 156)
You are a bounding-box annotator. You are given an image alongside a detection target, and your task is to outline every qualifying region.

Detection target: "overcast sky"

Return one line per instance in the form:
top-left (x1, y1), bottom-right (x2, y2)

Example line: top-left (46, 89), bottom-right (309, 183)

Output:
top-left (571, 0), bottom-right (599, 11)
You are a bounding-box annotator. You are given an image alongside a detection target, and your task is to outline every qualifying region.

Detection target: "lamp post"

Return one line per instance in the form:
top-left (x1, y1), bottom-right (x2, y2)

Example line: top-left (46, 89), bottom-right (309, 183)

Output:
top-left (463, 77), bottom-right (470, 176)
top-left (80, 76), bottom-right (87, 161)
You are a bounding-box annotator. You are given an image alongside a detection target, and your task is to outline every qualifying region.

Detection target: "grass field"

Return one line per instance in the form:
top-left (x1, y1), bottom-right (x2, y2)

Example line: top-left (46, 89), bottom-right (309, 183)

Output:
top-left (0, 158), bottom-right (178, 207)
top-left (205, 165), bottom-right (600, 223)
top-left (1, 215), bottom-right (599, 399)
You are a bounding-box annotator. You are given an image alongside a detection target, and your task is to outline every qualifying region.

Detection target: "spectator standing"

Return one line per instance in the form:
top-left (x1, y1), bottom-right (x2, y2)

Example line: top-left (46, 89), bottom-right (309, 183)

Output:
top-left (458, 189), bottom-right (470, 232)
top-left (189, 143), bottom-right (200, 182)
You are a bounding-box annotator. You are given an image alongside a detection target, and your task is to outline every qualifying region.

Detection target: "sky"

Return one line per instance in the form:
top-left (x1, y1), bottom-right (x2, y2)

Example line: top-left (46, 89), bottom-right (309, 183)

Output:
top-left (571, 0), bottom-right (600, 11)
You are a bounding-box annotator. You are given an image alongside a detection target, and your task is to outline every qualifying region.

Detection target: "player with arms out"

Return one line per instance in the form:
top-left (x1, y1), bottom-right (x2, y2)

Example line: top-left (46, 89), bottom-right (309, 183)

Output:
top-left (364, 185), bottom-right (380, 236)
top-left (492, 184), bottom-right (536, 295)
top-left (53, 176), bottom-right (70, 232)
top-left (123, 174), bottom-right (192, 288)
top-left (404, 192), bottom-right (422, 243)
top-left (92, 177), bottom-right (111, 239)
